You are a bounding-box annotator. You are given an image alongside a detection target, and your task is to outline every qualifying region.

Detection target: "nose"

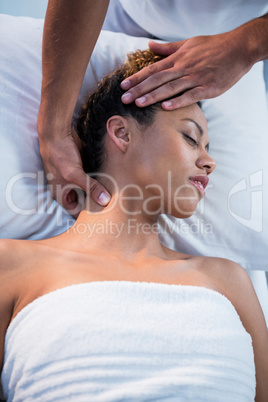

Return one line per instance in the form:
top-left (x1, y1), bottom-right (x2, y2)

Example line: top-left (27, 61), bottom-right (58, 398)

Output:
top-left (196, 152), bottom-right (216, 175)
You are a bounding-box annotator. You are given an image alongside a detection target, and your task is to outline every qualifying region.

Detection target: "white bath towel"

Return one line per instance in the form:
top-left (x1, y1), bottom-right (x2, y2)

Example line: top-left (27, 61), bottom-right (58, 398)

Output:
top-left (1, 281), bottom-right (255, 401)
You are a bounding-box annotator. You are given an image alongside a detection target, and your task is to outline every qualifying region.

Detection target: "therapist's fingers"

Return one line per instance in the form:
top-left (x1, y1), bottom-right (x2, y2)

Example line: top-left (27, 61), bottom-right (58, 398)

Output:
top-left (148, 40), bottom-right (185, 56)
top-left (121, 33), bottom-right (251, 109)
top-left (121, 66), bottom-right (186, 107)
top-left (121, 40), bottom-right (185, 104)
top-left (121, 54), bottom-right (178, 92)
top-left (161, 87), bottom-right (209, 110)
top-left (133, 76), bottom-right (198, 108)
top-left (129, 77), bottom-right (212, 110)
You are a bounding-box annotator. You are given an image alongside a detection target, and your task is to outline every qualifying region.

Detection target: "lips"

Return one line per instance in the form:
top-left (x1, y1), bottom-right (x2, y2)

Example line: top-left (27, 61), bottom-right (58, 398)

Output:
top-left (189, 175), bottom-right (209, 197)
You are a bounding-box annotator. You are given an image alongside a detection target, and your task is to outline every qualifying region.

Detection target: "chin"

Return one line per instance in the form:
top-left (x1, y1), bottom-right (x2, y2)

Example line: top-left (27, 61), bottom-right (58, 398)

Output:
top-left (169, 201), bottom-right (199, 219)
top-left (172, 211), bottom-right (195, 220)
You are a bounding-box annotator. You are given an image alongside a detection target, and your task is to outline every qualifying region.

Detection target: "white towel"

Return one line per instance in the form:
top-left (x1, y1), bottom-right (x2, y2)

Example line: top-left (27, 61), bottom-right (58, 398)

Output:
top-left (1, 281), bottom-right (255, 401)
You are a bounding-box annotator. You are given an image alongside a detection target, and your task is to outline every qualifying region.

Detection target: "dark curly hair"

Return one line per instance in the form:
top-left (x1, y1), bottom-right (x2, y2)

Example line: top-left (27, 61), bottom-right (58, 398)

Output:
top-left (76, 49), bottom-right (165, 174)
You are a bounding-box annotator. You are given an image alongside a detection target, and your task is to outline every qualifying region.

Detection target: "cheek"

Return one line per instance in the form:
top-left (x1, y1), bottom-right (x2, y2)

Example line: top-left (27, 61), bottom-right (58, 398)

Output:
top-left (133, 135), bottom-right (196, 190)
top-left (133, 140), bottom-right (170, 183)
top-left (166, 147), bottom-right (194, 182)
top-left (166, 153), bottom-right (200, 217)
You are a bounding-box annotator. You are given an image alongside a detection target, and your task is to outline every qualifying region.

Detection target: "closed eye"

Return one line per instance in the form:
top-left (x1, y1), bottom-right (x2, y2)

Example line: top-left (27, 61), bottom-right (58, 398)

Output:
top-left (183, 133), bottom-right (198, 147)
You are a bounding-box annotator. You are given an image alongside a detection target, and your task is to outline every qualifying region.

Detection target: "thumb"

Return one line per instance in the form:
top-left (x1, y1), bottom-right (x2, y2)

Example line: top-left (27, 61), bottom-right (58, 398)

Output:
top-left (62, 170), bottom-right (111, 216)
top-left (79, 171), bottom-right (111, 207)
top-left (149, 40), bottom-right (184, 56)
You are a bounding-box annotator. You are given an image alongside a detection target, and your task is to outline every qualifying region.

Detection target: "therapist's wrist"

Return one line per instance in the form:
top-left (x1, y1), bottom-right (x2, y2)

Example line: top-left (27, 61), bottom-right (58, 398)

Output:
top-left (37, 101), bottom-right (74, 143)
top-left (234, 14), bottom-right (268, 67)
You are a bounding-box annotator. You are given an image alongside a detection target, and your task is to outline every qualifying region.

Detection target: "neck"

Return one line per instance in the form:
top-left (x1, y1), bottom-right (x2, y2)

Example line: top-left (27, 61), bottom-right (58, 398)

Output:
top-left (63, 193), bottom-right (167, 260)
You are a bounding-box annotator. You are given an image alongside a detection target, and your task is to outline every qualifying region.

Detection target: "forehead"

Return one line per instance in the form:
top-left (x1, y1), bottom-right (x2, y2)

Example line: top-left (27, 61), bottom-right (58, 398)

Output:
top-left (154, 104), bottom-right (208, 137)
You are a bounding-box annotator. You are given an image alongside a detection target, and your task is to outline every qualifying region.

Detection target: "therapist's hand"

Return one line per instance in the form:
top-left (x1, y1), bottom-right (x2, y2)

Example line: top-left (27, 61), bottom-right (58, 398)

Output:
top-left (37, 0), bottom-right (111, 217)
top-left (38, 121), bottom-right (111, 217)
top-left (121, 31), bottom-right (254, 110)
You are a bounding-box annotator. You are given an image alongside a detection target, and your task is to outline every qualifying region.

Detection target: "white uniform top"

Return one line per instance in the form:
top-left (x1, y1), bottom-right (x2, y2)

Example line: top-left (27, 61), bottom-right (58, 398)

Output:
top-left (119, 0), bottom-right (268, 40)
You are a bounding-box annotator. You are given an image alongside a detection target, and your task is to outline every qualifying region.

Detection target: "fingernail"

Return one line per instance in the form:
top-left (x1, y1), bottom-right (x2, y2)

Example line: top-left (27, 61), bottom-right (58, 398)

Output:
top-left (98, 192), bottom-right (111, 206)
top-left (46, 173), bottom-right (54, 181)
top-left (121, 92), bottom-right (132, 102)
top-left (162, 100), bottom-right (173, 109)
top-left (121, 80), bottom-right (130, 90)
top-left (136, 96), bottom-right (147, 105)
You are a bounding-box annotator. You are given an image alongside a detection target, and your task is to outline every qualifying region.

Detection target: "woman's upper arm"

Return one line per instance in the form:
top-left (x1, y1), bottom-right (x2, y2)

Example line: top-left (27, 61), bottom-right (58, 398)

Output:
top-left (0, 240), bottom-right (17, 374)
top-left (222, 261), bottom-right (268, 402)
top-left (0, 287), bottom-right (13, 401)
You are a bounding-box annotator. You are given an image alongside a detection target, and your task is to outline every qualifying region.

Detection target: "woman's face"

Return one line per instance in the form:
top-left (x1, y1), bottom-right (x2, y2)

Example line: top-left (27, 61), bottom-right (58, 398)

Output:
top-left (128, 103), bottom-right (216, 218)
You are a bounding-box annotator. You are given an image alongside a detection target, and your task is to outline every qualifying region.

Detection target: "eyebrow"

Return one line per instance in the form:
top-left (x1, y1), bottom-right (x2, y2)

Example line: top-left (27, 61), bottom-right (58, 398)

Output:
top-left (181, 118), bottom-right (203, 136)
top-left (181, 117), bottom-right (209, 152)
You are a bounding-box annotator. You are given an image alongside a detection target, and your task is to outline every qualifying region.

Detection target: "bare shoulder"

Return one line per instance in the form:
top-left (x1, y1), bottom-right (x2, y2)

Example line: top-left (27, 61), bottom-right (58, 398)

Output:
top-left (161, 245), bottom-right (250, 292)
top-left (0, 238), bottom-right (45, 302)
top-left (199, 256), bottom-right (256, 298)
top-left (202, 255), bottom-right (249, 280)
top-left (212, 256), bottom-right (266, 325)
top-left (0, 238), bottom-right (35, 274)
top-left (0, 239), bottom-right (24, 374)
top-left (0, 237), bottom-right (43, 263)
top-left (194, 255), bottom-right (258, 305)
top-left (0, 238), bottom-right (15, 261)
top-left (187, 255), bottom-right (266, 325)
top-left (0, 239), bottom-right (22, 280)
top-left (0, 238), bottom-right (35, 325)
top-left (0, 238), bottom-right (27, 309)
top-left (0, 238), bottom-right (47, 375)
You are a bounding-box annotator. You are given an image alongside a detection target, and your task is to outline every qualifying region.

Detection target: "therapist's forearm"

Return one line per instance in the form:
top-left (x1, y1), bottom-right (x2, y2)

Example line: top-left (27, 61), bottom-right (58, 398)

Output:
top-left (39, 0), bottom-right (109, 132)
top-left (235, 13), bottom-right (268, 67)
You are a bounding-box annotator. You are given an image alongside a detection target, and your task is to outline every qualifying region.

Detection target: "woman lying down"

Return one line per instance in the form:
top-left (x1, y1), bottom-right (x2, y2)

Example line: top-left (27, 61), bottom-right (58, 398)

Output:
top-left (0, 50), bottom-right (268, 401)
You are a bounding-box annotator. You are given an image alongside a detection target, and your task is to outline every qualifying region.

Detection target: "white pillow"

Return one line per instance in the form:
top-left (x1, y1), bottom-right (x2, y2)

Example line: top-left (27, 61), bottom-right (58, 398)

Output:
top-left (1, 14), bottom-right (268, 271)
top-left (0, 15), bottom-right (73, 239)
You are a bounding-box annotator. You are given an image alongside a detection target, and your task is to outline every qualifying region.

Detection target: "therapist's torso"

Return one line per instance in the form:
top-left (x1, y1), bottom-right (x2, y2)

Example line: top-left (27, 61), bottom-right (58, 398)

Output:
top-left (118, 0), bottom-right (268, 40)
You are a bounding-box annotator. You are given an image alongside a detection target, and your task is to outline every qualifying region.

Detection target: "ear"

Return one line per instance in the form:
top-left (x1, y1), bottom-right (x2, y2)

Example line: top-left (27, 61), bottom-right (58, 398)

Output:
top-left (106, 116), bottom-right (131, 152)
